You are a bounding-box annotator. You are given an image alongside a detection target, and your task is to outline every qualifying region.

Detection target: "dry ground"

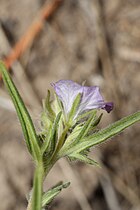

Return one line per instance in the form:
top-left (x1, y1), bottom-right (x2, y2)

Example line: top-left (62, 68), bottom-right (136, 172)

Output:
top-left (0, 0), bottom-right (140, 210)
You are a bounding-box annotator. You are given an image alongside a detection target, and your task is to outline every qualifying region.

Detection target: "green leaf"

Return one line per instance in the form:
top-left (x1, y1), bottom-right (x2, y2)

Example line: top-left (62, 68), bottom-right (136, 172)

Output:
top-left (32, 163), bottom-right (44, 210)
top-left (54, 93), bottom-right (64, 115)
top-left (40, 110), bottom-right (52, 133)
top-left (41, 111), bottom-right (62, 154)
top-left (0, 62), bottom-right (41, 162)
top-left (92, 113), bottom-right (103, 127)
top-left (62, 124), bottom-right (82, 144)
top-left (42, 181), bottom-right (70, 208)
top-left (61, 110), bottom-right (97, 152)
top-left (88, 113), bottom-right (103, 134)
top-left (74, 111), bottom-right (98, 143)
top-left (76, 109), bottom-right (97, 121)
top-left (64, 111), bottom-right (140, 155)
top-left (68, 153), bottom-right (99, 166)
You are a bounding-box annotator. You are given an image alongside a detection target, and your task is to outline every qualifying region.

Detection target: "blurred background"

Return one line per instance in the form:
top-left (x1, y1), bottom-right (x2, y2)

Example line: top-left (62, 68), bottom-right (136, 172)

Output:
top-left (0, 0), bottom-right (140, 210)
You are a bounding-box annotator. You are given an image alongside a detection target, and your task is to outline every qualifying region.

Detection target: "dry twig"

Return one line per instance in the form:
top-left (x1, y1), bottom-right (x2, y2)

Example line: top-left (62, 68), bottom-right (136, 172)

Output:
top-left (0, 0), bottom-right (63, 80)
top-left (90, 0), bottom-right (119, 103)
top-left (0, 25), bottom-right (41, 110)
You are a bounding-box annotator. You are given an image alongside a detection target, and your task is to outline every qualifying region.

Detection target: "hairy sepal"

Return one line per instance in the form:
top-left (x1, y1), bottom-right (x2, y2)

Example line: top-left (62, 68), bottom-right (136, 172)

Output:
top-left (68, 153), bottom-right (99, 166)
top-left (62, 110), bottom-right (97, 152)
top-left (68, 93), bottom-right (81, 124)
top-left (43, 90), bottom-right (55, 122)
top-left (58, 111), bottom-right (100, 157)
top-left (41, 111), bottom-right (62, 155)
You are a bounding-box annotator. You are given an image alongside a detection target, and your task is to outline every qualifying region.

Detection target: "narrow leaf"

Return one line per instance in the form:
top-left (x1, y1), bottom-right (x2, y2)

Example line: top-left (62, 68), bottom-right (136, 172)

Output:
top-left (74, 111), bottom-right (98, 143)
top-left (69, 153), bottom-right (99, 166)
top-left (88, 113), bottom-right (103, 134)
top-left (64, 111), bottom-right (140, 155)
top-left (62, 110), bottom-right (97, 150)
top-left (42, 182), bottom-right (70, 208)
top-left (0, 62), bottom-right (41, 162)
top-left (91, 113), bottom-right (103, 127)
top-left (63, 124), bottom-right (82, 144)
top-left (41, 111), bottom-right (62, 154)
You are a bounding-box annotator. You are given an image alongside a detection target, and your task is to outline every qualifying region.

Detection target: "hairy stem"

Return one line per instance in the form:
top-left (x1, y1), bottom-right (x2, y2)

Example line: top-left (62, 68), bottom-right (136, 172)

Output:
top-left (27, 162), bottom-right (44, 210)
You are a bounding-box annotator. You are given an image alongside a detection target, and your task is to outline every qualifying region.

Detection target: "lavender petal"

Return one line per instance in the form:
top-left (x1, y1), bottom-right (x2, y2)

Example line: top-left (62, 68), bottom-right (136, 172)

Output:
top-left (52, 80), bottom-right (114, 117)
top-left (51, 80), bottom-right (83, 114)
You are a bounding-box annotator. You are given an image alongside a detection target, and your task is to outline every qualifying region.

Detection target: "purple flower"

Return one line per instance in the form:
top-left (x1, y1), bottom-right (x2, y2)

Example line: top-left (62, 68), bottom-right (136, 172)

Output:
top-left (52, 80), bottom-right (113, 117)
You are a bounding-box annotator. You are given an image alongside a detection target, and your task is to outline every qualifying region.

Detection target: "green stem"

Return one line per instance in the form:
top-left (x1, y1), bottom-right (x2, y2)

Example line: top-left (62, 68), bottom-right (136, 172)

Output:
top-left (57, 125), bottom-right (69, 151)
top-left (42, 124), bottom-right (70, 175)
top-left (27, 162), bottom-right (44, 210)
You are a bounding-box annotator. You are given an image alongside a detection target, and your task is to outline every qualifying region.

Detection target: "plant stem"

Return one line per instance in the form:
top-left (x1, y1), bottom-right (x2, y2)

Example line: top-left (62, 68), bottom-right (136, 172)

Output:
top-left (27, 162), bottom-right (44, 210)
top-left (47, 125), bottom-right (70, 167)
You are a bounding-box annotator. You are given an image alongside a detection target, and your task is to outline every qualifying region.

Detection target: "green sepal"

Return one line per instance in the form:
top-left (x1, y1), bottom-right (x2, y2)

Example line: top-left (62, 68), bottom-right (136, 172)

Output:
top-left (0, 61), bottom-right (41, 163)
top-left (73, 110), bottom-right (98, 143)
top-left (76, 109), bottom-right (97, 121)
top-left (68, 93), bottom-right (81, 124)
top-left (62, 123), bottom-right (83, 145)
top-left (41, 111), bottom-right (62, 155)
top-left (92, 113), bottom-right (103, 126)
top-left (58, 110), bottom-right (98, 157)
top-left (64, 111), bottom-right (140, 155)
top-left (37, 133), bottom-right (45, 148)
top-left (68, 153), bottom-right (99, 166)
top-left (88, 113), bottom-right (103, 135)
top-left (54, 93), bottom-right (64, 114)
top-left (42, 181), bottom-right (70, 208)
top-left (41, 110), bottom-right (52, 132)
top-left (43, 90), bottom-right (55, 121)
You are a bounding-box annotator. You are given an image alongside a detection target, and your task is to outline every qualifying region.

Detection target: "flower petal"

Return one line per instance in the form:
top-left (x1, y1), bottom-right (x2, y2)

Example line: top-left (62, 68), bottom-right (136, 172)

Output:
top-left (77, 86), bottom-right (104, 114)
top-left (76, 86), bottom-right (113, 115)
top-left (52, 80), bottom-right (114, 117)
top-left (51, 80), bottom-right (83, 114)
